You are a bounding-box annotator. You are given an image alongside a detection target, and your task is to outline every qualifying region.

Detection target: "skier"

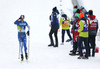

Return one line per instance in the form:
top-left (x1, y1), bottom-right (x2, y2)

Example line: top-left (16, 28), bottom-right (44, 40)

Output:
top-left (14, 15), bottom-right (30, 62)
top-left (70, 5), bottom-right (78, 25)
top-left (69, 13), bottom-right (80, 55)
top-left (80, 6), bottom-right (88, 19)
top-left (70, 9), bottom-right (80, 53)
top-left (59, 10), bottom-right (72, 45)
top-left (48, 7), bottom-right (59, 47)
top-left (77, 12), bottom-right (89, 59)
top-left (87, 10), bottom-right (98, 57)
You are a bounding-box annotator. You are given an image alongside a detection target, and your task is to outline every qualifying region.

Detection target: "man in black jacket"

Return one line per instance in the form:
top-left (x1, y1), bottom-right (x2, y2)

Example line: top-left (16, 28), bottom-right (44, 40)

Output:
top-left (48, 7), bottom-right (59, 47)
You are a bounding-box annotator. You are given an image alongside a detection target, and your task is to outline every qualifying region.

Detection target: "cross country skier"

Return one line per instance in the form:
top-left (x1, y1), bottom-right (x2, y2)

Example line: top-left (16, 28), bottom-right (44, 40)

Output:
top-left (14, 15), bottom-right (30, 62)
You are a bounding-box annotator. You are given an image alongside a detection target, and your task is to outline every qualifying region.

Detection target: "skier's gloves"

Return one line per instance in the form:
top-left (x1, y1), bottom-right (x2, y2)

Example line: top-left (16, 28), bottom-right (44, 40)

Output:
top-left (27, 31), bottom-right (29, 36)
top-left (19, 17), bottom-right (21, 19)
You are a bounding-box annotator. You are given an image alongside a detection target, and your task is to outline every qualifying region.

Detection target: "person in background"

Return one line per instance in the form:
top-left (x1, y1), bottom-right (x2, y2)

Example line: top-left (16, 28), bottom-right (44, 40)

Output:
top-left (69, 13), bottom-right (80, 55)
top-left (48, 7), bottom-right (59, 47)
top-left (87, 10), bottom-right (99, 57)
top-left (70, 5), bottom-right (78, 25)
top-left (59, 10), bottom-right (72, 45)
top-left (80, 6), bottom-right (88, 19)
top-left (77, 12), bottom-right (89, 59)
top-left (70, 9), bottom-right (80, 53)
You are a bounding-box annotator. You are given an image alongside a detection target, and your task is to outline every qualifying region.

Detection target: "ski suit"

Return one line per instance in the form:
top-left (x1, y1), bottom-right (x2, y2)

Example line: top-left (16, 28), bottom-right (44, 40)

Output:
top-left (14, 20), bottom-right (30, 54)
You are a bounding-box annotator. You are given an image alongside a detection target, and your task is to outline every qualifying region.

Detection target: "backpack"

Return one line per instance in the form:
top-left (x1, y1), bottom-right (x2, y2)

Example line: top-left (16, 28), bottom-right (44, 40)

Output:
top-left (62, 20), bottom-right (70, 27)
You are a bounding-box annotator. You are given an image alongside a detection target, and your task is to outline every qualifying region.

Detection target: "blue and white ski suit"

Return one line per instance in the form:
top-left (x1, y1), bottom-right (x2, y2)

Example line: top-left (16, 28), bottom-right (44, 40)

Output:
top-left (14, 20), bottom-right (30, 54)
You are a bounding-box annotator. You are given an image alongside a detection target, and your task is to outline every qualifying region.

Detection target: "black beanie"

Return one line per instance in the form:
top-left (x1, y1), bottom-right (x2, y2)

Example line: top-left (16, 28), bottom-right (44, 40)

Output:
top-left (53, 7), bottom-right (57, 12)
top-left (74, 5), bottom-right (77, 8)
top-left (76, 9), bottom-right (80, 13)
top-left (88, 10), bottom-right (93, 15)
top-left (62, 14), bottom-right (67, 20)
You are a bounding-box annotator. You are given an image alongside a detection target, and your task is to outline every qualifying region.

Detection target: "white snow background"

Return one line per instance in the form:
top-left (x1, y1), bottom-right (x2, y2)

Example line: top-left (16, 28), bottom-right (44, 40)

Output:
top-left (0, 0), bottom-right (100, 69)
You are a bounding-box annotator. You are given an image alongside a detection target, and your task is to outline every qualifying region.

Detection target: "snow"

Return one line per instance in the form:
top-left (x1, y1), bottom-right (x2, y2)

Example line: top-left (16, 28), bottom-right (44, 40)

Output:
top-left (0, 0), bottom-right (100, 69)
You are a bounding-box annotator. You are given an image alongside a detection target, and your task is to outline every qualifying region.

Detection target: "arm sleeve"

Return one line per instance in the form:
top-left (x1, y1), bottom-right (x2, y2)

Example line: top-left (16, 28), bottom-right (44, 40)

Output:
top-left (59, 17), bottom-right (63, 27)
top-left (26, 23), bottom-right (30, 31)
top-left (78, 21), bottom-right (84, 33)
top-left (96, 20), bottom-right (99, 33)
top-left (49, 15), bottom-right (51, 20)
top-left (51, 13), bottom-right (56, 25)
top-left (68, 17), bottom-right (71, 26)
top-left (14, 20), bottom-right (19, 25)
top-left (56, 10), bottom-right (59, 14)
top-left (27, 25), bottom-right (30, 31)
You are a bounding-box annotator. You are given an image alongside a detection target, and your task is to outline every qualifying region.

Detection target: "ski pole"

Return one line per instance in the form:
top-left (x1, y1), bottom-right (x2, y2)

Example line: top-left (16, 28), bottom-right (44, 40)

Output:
top-left (28, 35), bottom-right (30, 58)
top-left (18, 43), bottom-right (20, 59)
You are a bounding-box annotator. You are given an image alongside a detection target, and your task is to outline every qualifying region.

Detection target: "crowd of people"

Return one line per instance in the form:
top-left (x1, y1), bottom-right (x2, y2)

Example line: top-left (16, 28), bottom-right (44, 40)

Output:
top-left (48, 6), bottom-right (99, 59)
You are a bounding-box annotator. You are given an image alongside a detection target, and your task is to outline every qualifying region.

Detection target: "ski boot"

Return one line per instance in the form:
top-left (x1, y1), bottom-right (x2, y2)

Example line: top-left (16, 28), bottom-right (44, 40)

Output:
top-left (82, 56), bottom-right (88, 59)
top-left (60, 42), bottom-right (64, 45)
top-left (66, 39), bottom-right (72, 42)
top-left (77, 56), bottom-right (83, 59)
top-left (25, 53), bottom-right (28, 61)
top-left (82, 55), bottom-right (89, 59)
top-left (69, 52), bottom-right (76, 56)
top-left (48, 44), bottom-right (54, 47)
top-left (21, 54), bottom-right (24, 63)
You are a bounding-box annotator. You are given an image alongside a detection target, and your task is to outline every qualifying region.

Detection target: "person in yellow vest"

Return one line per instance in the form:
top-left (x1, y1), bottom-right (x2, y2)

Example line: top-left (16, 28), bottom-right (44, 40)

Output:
top-left (77, 12), bottom-right (89, 59)
top-left (59, 11), bottom-right (72, 45)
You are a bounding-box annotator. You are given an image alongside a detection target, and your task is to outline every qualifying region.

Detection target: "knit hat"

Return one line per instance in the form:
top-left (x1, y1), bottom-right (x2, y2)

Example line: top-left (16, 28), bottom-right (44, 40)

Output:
top-left (80, 6), bottom-right (84, 9)
top-left (73, 8), bottom-right (77, 13)
top-left (74, 13), bottom-right (79, 18)
top-left (74, 5), bottom-right (77, 8)
top-left (53, 7), bottom-right (57, 12)
top-left (88, 10), bottom-right (93, 15)
top-left (82, 9), bottom-right (87, 13)
top-left (76, 9), bottom-right (80, 13)
top-left (79, 12), bottom-right (84, 18)
top-left (20, 15), bottom-right (25, 19)
top-left (62, 14), bottom-right (67, 20)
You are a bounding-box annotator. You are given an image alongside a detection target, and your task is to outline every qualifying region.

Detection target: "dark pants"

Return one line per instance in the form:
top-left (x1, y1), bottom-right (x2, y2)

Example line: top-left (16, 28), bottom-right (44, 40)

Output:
top-left (73, 41), bottom-right (78, 54)
top-left (78, 37), bottom-right (89, 57)
top-left (88, 35), bottom-right (96, 56)
top-left (49, 28), bottom-right (58, 46)
top-left (62, 29), bottom-right (72, 42)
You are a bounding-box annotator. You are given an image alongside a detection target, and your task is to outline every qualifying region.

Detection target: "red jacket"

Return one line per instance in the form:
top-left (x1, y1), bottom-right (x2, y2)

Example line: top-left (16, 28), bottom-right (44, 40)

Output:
top-left (87, 15), bottom-right (98, 35)
top-left (71, 18), bottom-right (80, 41)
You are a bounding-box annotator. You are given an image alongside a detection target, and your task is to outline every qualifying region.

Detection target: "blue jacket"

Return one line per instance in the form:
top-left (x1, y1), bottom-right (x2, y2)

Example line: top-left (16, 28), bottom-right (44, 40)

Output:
top-left (14, 20), bottom-right (30, 33)
top-left (50, 10), bottom-right (59, 29)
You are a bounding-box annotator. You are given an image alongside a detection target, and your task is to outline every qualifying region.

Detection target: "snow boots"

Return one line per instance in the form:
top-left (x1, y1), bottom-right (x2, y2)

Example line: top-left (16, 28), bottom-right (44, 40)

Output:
top-left (21, 53), bottom-right (28, 62)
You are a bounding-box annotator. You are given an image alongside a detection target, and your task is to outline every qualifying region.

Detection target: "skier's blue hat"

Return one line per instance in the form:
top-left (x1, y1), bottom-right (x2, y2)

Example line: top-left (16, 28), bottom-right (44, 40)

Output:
top-left (20, 15), bottom-right (25, 18)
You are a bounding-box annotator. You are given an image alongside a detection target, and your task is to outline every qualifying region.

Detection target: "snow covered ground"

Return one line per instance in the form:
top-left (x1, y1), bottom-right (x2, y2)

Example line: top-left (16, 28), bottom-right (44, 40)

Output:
top-left (0, 0), bottom-right (100, 69)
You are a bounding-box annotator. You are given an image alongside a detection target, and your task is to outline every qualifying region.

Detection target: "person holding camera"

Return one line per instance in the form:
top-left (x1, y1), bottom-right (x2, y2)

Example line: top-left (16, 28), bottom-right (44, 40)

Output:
top-left (14, 15), bottom-right (30, 62)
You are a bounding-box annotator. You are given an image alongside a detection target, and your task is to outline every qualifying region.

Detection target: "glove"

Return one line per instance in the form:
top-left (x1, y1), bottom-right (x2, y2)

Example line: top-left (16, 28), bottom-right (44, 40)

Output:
top-left (19, 17), bottom-right (21, 19)
top-left (27, 31), bottom-right (30, 36)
